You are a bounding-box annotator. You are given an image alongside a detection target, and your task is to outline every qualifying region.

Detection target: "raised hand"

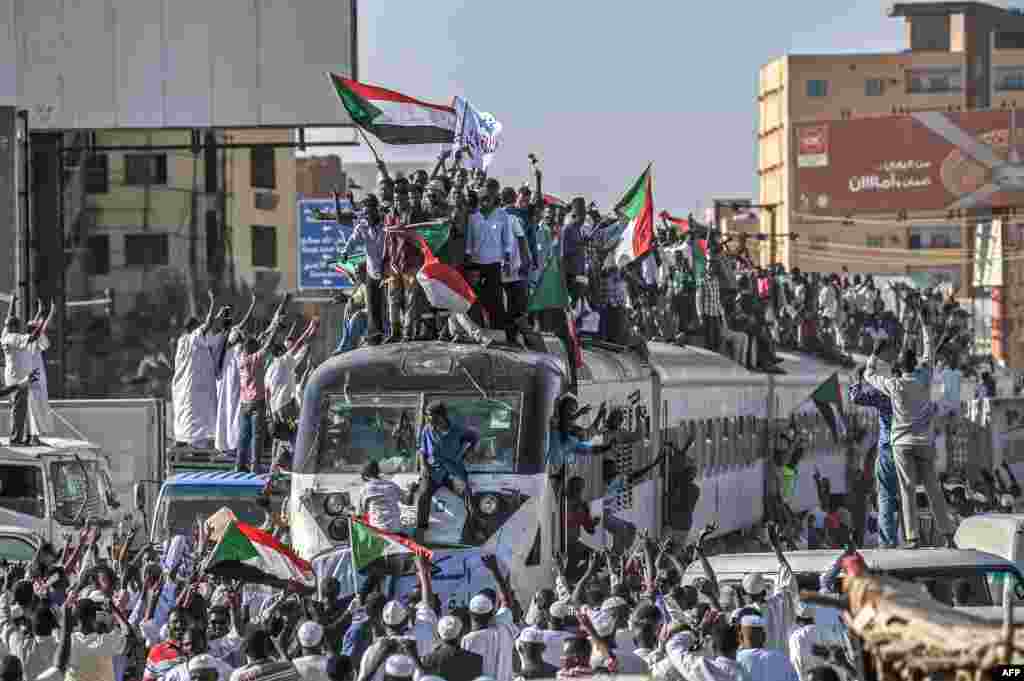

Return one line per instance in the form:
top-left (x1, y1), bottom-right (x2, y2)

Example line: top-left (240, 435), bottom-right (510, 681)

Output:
top-left (698, 523), bottom-right (716, 549)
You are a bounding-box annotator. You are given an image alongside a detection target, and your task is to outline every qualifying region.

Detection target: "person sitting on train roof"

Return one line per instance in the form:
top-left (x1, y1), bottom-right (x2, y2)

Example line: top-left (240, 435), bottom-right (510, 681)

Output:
top-left (413, 400), bottom-right (479, 542)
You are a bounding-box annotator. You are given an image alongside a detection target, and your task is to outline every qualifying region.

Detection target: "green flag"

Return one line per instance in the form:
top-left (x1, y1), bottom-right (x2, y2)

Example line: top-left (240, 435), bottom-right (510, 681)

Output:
top-left (612, 162), bottom-right (653, 216)
top-left (809, 372), bottom-right (849, 443)
top-left (528, 255), bottom-right (570, 312)
top-left (349, 517), bottom-right (433, 572)
top-left (387, 220), bottom-right (451, 258)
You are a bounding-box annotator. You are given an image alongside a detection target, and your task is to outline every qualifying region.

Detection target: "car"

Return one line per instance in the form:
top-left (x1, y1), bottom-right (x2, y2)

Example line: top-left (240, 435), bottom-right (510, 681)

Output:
top-left (0, 525), bottom-right (42, 563)
top-left (682, 547), bottom-right (1024, 612)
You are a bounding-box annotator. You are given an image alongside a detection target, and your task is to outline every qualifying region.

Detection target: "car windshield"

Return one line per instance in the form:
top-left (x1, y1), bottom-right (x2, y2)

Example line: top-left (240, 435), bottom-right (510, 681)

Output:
top-left (50, 459), bottom-right (105, 525)
top-left (156, 486), bottom-right (282, 540)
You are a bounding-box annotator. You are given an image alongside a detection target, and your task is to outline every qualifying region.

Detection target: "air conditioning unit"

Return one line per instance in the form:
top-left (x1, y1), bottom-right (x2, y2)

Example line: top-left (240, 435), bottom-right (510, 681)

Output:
top-left (254, 190), bottom-right (279, 211)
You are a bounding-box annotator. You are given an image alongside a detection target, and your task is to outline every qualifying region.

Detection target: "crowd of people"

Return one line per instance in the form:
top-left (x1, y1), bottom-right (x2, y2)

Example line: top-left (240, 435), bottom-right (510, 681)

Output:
top-left (330, 152), bottom-right (981, 382)
top-left (167, 291), bottom-right (320, 473)
top-left (0, 510), bottom-right (879, 681)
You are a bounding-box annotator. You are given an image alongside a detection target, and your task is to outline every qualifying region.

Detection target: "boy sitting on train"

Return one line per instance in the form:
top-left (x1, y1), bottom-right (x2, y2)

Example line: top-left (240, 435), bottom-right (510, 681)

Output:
top-left (412, 400), bottom-right (479, 543)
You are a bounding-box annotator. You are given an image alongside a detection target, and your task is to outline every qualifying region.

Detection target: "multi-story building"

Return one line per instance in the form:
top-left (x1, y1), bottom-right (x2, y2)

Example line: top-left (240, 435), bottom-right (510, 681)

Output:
top-left (758, 0), bottom-right (1024, 365)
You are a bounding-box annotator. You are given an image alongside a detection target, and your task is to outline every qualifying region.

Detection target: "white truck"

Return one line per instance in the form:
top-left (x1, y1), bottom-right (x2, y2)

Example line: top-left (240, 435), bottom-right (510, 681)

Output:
top-left (0, 437), bottom-right (121, 553)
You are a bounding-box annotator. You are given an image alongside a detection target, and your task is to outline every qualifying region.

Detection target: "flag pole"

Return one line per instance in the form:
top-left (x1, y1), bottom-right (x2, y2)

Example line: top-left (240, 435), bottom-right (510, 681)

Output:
top-left (356, 127), bottom-right (384, 166)
top-left (348, 516), bottom-right (359, 598)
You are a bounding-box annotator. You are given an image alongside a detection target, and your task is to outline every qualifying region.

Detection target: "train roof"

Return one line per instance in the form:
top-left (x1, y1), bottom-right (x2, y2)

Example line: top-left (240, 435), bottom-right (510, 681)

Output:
top-left (311, 334), bottom-right (854, 393)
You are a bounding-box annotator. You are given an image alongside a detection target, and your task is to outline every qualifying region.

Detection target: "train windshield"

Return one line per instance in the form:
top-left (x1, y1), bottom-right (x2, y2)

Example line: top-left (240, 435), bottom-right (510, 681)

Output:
top-left (314, 392), bottom-right (521, 474)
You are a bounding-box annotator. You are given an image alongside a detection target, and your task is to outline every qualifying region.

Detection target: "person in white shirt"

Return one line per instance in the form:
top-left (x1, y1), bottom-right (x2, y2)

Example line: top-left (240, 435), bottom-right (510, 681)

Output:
top-left (356, 462), bottom-right (405, 533)
top-left (54, 589), bottom-right (130, 681)
top-left (736, 615), bottom-right (799, 681)
top-left (0, 593), bottom-right (60, 681)
top-left (2, 294), bottom-right (46, 445)
top-left (266, 317), bottom-right (318, 469)
top-left (25, 300), bottom-right (55, 441)
top-left (664, 625), bottom-right (751, 681)
top-left (292, 622), bottom-right (330, 681)
top-left (788, 603), bottom-right (827, 681)
top-left (460, 593), bottom-right (518, 681)
top-left (740, 524), bottom-right (797, 652)
top-left (465, 179), bottom-right (514, 333)
top-left (358, 602), bottom-right (422, 681)
top-left (499, 187), bottom-right (533, 346)
top-left (171, 291), bottom-right (219, 448)
top-left (600, 597), bottom-right (646, 674)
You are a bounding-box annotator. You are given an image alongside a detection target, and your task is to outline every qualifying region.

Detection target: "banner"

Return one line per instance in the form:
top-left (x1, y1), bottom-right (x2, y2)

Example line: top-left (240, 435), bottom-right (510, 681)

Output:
top-left (793, 110), bottom-right (1024, 215)
top-left (452, 96), bottom-right (503, 171)
top-left (298, 197), bottom-right (355, 290)
top-left (974, 219), bottom-right (1004, 288)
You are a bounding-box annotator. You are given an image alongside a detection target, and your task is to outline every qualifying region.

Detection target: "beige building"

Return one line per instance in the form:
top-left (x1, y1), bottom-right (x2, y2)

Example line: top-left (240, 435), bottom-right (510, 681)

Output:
top-left (758, 0), bottom-right (1024, 283)
top-left (222, 129), bottom-right (298, 297)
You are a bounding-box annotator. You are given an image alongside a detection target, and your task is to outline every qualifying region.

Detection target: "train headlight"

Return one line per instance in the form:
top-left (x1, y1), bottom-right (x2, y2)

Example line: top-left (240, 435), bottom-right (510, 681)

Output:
top-left (323, 493), bottom-right (349, 516)
top-left (477, 494), bottom-right (500, 516)
top-left (328, 518), bottom-right (350, 542)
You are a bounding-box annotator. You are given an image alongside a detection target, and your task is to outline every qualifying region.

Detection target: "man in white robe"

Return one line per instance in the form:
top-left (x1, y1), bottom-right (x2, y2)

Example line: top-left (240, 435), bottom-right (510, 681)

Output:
top-left (172, 292), bottom-right (219, 448)
top-left (2, 294), bottom-right (45, 445)
top-left (214, 296), bottom-right (255, 455)
top-left (27, 303), bottom-right (56, 439)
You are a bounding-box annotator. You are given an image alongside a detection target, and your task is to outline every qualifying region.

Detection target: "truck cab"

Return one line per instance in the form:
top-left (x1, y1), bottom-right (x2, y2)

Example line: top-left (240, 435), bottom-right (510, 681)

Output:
top-left (142, 472), bottom-right (286, 546)
top-left (0, 438), bottom-right (119, 551)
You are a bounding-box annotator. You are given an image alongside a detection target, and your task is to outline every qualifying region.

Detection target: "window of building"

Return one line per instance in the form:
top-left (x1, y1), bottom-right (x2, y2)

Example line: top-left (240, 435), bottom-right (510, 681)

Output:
top-left (865, 78), bottom-right (885, 97)
top-left (125, 233), bottom-right (170, 267)
top-left (910, 225), bottom-right (962, 249)
top-left (87, 235), bottom-right (110, 275)
top-left (806, 80), bottom-right (828, 98)
top-left (909, 234), bottom-right (923, 249)
top-left (251, 225), bottom-right (277, 268)
top-left (84, 154), bottom-right (109, 194)
top-left (997, 32), bottom-right (1024, 50)
top-left (866, 235), bottom-right (885, 248)
top-left (251, 146), bottom-right (276, 189)
top-left (995, 67), bottom-right (1024, 91)
top-left (124, 153), bottom-right (168, 186)
top-left (907, 68), bottom-right (963, 94)
top-left (910, 14), bottom-right (950, 51)
top-left (810, 236), bottom-right (830, 250)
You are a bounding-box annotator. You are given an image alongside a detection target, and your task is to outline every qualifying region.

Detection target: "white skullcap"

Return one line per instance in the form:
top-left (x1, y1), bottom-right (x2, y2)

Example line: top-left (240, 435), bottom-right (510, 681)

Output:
top-left (437, 615), bottom-right (462, 641)
top-left (382, 601), bottom-right (409, 627)
top-left (297, 621), bottom-right (324, 648)
top-left (549, 601), bottom-right (571, 619)
top-left (469, 594), bottom-right (495, 615)
top-left (383, 655), bottom-right (416, 678)
top-left (602, 596), bottom-right (628, 611)
top-left (188, 655), bottom-right (219, 673)
top-left (590, 609), bottom-right (617, 638)
top-left (517, 627), bottom-right (546, 645)
top-left (742, 572), bottom-right (767, 595)
top-left (740, 614), bottom-right (765, 627)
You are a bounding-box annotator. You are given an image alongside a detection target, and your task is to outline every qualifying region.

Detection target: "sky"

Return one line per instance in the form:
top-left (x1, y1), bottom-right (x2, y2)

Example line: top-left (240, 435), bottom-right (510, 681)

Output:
top-left (308, 0), bottom-right (906, 215)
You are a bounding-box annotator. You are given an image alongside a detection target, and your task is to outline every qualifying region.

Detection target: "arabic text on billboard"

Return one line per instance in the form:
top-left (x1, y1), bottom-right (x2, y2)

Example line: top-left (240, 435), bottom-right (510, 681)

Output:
top-left (298, 197), bottom-right (354, 290)
top-left (794, 110), bottom-right (1024, 215)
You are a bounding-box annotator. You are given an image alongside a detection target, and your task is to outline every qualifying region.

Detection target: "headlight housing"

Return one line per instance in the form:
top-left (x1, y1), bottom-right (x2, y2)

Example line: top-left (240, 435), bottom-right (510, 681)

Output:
top-left (328, 518), bottom-right (350, 542)
top-left (477, 494), bottom-right (500, 516)
top-left (323, 493), bottom-right (349, 516)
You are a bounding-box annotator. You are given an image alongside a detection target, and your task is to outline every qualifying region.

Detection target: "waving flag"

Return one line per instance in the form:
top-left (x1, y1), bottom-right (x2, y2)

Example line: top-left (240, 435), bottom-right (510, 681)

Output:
top-left (809, 373), bottom-right (849, 443)
top-left (350, 517), bottom-right (433, 572)
top-left (452, 97), bottom-right (503, 170)
top-left (528, 256), bottom-right (570, 313)
top-left (659, 210), bottom-right (692, 235)
top-left (414, 236), bottom-right (477, 313)
top-left (610, 164), bottom-right (655, 267)
top-left (203, 521), bottom-right (313, 587)
top-left (327, 73), bottom-right (456, 145)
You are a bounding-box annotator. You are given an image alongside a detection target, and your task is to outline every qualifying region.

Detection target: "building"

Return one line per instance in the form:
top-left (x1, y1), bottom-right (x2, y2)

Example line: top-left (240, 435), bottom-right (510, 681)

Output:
top-left (297, 155), bottom-right (346, 198)
top-left (222, 128), bottom-right (298, 297)
top-left (757, 0), bottom-right (1024, 365)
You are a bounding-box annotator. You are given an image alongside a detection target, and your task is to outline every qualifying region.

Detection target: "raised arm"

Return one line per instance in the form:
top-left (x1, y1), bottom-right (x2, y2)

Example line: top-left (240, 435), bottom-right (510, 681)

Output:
top-left (571, 553), bottom-right (599, 606)
top-left (694, 524), bottom-right (720, 600)
top-left (481, 554), bottom-right (521, 624)
top-left (4, 293), bottom-right (16, 328)
top-left (235, 292), bottom-right (257, 334)
top-left (290, 318), bottom-right (320, 356)
top-left (199, 290), bottom-right (216, 335)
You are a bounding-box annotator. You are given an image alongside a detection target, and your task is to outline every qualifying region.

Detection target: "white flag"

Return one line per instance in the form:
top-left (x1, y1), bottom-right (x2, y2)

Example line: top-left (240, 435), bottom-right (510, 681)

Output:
top-left (452, 96), bottom-right (503, 170)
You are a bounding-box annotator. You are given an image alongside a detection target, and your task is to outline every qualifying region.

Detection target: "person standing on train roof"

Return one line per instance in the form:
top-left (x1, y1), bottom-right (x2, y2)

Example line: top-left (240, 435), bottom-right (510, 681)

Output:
top-left (414, 400), bottom-right (479, 542)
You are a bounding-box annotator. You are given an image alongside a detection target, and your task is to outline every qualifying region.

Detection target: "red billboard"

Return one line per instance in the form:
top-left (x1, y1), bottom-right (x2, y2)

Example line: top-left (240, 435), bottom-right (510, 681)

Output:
top-left (793, 110), bottom-right (1024, 215)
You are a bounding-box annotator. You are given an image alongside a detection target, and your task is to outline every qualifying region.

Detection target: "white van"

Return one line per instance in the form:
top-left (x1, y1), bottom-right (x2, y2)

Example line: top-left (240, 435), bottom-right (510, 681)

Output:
top-left (682, 547), bottom-right (1024, 616)
top-left (0, 438), bottom-right (120, 552)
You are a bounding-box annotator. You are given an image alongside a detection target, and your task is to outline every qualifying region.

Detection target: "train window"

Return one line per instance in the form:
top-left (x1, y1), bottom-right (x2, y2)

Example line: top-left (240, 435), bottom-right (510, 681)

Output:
top-left (427, 393), bottom-right (521, 473)
top-left (315, 394), bottom-right (422, 474)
